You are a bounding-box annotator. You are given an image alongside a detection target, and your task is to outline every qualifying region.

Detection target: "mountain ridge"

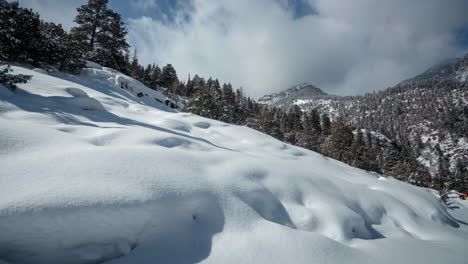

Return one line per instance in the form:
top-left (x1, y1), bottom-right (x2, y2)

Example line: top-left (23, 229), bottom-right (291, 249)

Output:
top-left (258, 82), bottom-right (328, 107)
top-left (399, 54), bottom-right (468, 85)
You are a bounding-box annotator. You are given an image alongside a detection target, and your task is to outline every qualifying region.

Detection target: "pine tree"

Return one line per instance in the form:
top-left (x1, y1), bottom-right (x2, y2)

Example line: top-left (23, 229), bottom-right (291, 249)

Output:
top-left (321, 114), bottom-right (331, 136)
top-left (435, 143), bottom-right (451, 190)
top-left (151, 65), bottom-right (162, 88)
top-left (39, 22), bottom-right (85, 71)
top-left (38, 22), bottom-right (85, 71)
top-left (298, 109), bottom-right (322, 152)
top-left (160, 64), bottom-right (178, 89)
top-left (381, 145), bottom-right (400, 176)
top-left (287, 105), bottom-right (303, 132)
top-left (453, 160), bottom-right (468, 191)
top-left (143, 64), bottom-right (153, 86)
top-left (71, 0), bottom-right (129, 70)
top-left (307, 109), bottom-right (322, 134)
top-left (130, 51), bottom-right (143, 80)
top-left (0, 1), bottom-right (42, 65)
top-left (322, 117), bottom-right (353, 163)
top-left (350, 129), bottom-right (370, 170)
top-left (220, 83), bottom-right (236, 123)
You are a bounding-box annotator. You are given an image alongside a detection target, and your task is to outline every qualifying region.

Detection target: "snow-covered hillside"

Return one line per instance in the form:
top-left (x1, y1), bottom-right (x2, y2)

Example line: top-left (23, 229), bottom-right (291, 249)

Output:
top-left (1, 65), bottom-right (468, 264)
top-left (258, 83), bottom-right (327, 107)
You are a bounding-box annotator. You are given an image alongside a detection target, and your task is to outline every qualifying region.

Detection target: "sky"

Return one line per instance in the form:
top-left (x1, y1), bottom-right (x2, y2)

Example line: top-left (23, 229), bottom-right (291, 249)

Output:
top-left (15, 0), bottom-right (468, 98)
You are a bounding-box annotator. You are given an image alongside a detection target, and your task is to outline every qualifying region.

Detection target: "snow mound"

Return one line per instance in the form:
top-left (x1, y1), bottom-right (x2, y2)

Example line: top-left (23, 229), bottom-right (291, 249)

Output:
top-left (1, 65), bottom-right (467, 264)
top-left (65, 87), bottom-right (89, 97)
top-left (66, 96), bottom-right (105, 111)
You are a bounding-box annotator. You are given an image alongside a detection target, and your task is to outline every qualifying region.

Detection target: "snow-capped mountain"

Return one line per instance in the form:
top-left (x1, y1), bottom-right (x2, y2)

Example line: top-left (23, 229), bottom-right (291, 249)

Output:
top-left (258, 82), bottom-right (327, 107)
top-left (401, 54), bottom-right (468, 84)
top-left (2, 64), bottom-right (468, 264)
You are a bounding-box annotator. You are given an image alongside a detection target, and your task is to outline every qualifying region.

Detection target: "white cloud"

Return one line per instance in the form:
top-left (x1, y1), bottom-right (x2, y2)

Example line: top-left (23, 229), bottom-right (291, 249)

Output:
top-left (127, 0), bottom-right (468, 97)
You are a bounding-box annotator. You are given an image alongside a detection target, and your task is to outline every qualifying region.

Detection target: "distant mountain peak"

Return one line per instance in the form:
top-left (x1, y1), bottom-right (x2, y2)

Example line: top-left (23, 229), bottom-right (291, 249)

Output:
top-left (289, 82), bottom-right (327, 93)
top-left (258, 82), bottom-right (327, 106)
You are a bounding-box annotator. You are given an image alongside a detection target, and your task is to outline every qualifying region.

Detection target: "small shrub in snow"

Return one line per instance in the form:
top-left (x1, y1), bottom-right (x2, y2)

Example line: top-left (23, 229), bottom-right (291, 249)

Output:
top-left (0, 62), bottom-right (31, 91)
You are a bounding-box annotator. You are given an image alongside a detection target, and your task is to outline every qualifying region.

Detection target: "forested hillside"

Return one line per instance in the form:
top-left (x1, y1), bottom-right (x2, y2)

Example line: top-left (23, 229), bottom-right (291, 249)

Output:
top-left (257, 73), bottom-right (467, 191)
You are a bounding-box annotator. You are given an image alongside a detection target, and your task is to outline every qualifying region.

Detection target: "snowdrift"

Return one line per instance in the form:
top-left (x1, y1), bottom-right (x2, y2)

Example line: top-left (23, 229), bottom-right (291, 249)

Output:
top-left (0, 65), bottom-right (467, 264)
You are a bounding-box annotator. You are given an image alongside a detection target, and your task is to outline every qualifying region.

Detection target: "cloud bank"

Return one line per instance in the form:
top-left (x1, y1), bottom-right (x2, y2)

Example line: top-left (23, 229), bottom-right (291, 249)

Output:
top-left (127, 0), bottom-right (468, 97)
top-left (15, 0), bottom-right (468, 97)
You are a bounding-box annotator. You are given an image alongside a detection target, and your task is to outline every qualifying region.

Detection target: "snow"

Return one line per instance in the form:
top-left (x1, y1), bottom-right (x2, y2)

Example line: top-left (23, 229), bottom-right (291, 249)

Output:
top-left (1, 65), bottom-right (468, 264)
top-left (294, 99), bottom-right (313, 105)
top-left (32, 68), bottom-right (48, 75)
top-left (455, 66), bottom-right (468, 82)
top-left (409, 121), bottom-right (467, 175)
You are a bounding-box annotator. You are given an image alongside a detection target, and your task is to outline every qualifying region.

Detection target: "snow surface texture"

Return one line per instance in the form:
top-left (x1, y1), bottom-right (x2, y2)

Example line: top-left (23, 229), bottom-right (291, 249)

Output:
top-left (1, 66), bottom-right (468, 264)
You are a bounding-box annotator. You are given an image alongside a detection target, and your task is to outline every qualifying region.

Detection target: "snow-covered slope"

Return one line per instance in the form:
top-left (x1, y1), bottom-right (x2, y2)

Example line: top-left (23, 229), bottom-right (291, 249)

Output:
top-left (1, 66), bottom-right (468, 264)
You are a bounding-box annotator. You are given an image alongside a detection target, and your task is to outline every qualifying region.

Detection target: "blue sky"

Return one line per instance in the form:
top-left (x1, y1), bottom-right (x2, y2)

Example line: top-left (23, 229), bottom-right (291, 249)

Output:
top-left (14, 0), bottom-right (468, 97)
top-left (110, 0), bottom-right (185, 22)
top-left (109, 0), bottom-right (316, 22)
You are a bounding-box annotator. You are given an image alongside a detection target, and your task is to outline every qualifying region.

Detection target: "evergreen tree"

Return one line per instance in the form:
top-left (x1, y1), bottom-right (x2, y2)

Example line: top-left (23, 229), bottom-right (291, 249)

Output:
top-left (36, 22), bottom-right (66, 66)
top-left (130, 51), bottom-right (143, 80)
top-left (143, 64), bottom-right (153, 86)
top-left (220, 83), bottom-right (236, 123)
top-left (306, 109), bottom-right (322, 134)
top-left (151, 65), bottom-right (162, 88)
top-left (185, 74), bottom-right (195, 97)
top-left (321, 114), bottom-right (331, 136)
top-left (160, 64), bottom-right (178, 89)
top-left (286, 105), bottom-right (303, 132)
top-left (71, 0), bottom-right (129, 70)
top-left (322, 117), bottom-right (353, 163)
top-left (0, 1), bottom-right (43, 65)
top-left (435, 144), bottom-right (451, 186)
top-left (38, 22), bottom-right (85, 72)
top-left (453, 160), bottom-right (468, 191)
top-left (298, 109), bottom-right (322, 152)
top-left (350, 129), bottom-right (370, 170)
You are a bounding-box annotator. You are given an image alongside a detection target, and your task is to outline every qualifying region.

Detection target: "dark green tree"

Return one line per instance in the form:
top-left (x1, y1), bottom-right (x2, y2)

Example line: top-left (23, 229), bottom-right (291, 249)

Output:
top-left (350, 129), bottom-right (370, 170)
top-left (321, 113), bottom-right (331, 136)
top-left (0, 1), bottom-right (43, 65)
top-left (322, 117), bottom-right (353, 162)
top-left (151, 65), bottom-right (162, 88)
top-left (160, 64), bottom-right (178, 89)
top-left (71, 0), bottom-right (129, 70)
